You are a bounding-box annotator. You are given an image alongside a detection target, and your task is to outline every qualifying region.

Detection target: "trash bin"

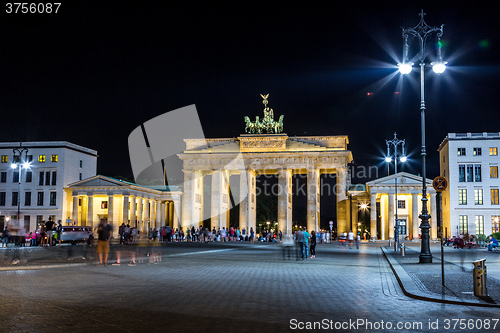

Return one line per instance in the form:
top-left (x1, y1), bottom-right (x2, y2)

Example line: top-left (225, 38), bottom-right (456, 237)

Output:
top-left (400, 243), bottom-right (405, 256)
top-left (472, 259), bottom-right (487, 297)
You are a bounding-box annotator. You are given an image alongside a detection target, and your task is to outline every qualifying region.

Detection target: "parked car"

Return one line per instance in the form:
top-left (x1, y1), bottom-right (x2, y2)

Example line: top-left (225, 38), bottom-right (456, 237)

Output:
top-left (59, 226), bottom-right (93, 244)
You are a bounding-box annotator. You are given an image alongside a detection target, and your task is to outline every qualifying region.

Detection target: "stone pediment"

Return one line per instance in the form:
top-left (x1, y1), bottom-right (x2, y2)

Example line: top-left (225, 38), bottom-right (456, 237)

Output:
top-left (68, 175), bottom-right (134, 188)
top-left (366, 172), bottom-right (432, 187)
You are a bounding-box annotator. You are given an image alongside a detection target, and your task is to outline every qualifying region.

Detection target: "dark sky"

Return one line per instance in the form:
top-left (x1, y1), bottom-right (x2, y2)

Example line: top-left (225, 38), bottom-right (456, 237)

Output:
top-left (1, 2), bottom-right (499, 183)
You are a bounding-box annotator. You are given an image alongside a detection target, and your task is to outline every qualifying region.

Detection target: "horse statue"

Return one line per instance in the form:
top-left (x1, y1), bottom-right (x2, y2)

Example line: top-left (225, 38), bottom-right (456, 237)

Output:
top-left (275, 115), bottom-right (284, 133)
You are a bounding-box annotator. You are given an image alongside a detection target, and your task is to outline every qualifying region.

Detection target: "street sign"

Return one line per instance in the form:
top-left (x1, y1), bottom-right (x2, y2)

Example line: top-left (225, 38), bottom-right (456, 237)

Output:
top-left (433, 176), bottom-right (447, 192)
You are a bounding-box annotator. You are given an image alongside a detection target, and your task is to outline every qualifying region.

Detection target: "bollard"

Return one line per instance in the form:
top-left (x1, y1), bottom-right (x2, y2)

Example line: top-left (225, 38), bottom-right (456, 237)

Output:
top-left (400, 243), bottom-right (405, 256)
top-left (472, 259), bottom-right (488, 297)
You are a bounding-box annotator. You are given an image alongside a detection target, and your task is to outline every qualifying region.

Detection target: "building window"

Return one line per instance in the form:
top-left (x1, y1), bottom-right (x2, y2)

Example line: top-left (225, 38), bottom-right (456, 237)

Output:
top-left (458, 189), bottom-right (467, 205)
top-left (473, 147), bottom-right (482, 156)
top-left (25, 192), bottom-right (31, 206)
top-left (1, 155), bottom-right (7, 163)
top-left (492, 216), bottom-right (499, 233)
top-left (491, 189), bottom-right (499, 205)
top-left (101, 201), bottom-right (108, 209)
top-left (13, 171), bottom-right (19, 183)
top-left (459, 165), bottom-right (466, 182)
top-left (457, 148), bottom-right (466, 156)
top-left (45, 171), bottom-right (51, 185)
top-left (39, 172), bottom-right (44, 186)
top-left (80, 160), bottom-right (83, 168)
top-left (37, 192), bottom-right (44, 206)
top-left (51, 155), bottom-right (58, 162)
top-left (0, 192), bottom-right (5, 206)
top-left (25, 171), bottom-right (32, 183)
top-left (11, 192), bottom-right (18, 206)
top-left (38, 155), bottom-right (46, 163)
top-left (474, 165), bottom-right (482, 182)
top-left (466, 164), bottom-right (474, 182)
top-left (397, 200), bottom-right (406, 209)
top-left (459, 215), bottom-right (468, 235)
top-left (475, 215), bottom-right (484, 235)
top-left (51, 171), bottom-right (57, 185)
top-left (49, 192), bottom-right (56, 206)
top-left (490, 166), bottom-right (498, 178)
top-left (0, 172), bottom-right (6, 183)
top-left (79, 173), bottom-right (82, 180)
top-left (490, 147), bottom-right (498, 156)
top-left (474, 189), bottom-right (483, 205)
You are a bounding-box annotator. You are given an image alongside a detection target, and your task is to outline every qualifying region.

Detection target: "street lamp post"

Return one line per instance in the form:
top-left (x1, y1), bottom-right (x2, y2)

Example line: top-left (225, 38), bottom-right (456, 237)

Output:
top-left (11, 144), bottom-right (30, 233)
top-left (385, 133), bottom-right (406, 251)
top-left (399, 10), bottom-right (445, 264)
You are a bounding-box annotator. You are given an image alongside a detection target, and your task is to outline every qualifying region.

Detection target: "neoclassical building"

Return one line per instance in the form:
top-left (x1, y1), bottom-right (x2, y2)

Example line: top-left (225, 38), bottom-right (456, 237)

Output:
top-left (68, 175), bottom-right (182, 236)
top-left (178, 134), bottom-right (353, 235)
top-left (347, 172), bottom-right (438, 240)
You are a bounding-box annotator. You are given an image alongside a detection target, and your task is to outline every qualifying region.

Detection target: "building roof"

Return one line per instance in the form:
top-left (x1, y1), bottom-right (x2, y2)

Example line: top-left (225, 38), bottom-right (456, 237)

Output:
top-left (438, 132), bottom-right (500, 151)
top-left (0, 141), bottom-right (98, 156)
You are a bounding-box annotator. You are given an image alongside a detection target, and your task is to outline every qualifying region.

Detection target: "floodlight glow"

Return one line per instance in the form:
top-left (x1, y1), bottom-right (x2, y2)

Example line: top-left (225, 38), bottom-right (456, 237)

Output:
top-left (431, 61), bottom-right (447, 74)
top-left (22, 162), bottom-right (31, 169)
top-left (385, 156), bottom-right (392, 163)
top-left (11, 163), bottom-right (17, 169)
top-left (398, 62), bottom-right (413, 74)
top-left (400, 156), bottom-right (407, 162)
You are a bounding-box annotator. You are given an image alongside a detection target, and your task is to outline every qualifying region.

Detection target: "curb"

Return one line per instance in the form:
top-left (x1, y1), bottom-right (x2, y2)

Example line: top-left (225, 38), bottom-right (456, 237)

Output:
top-left (381, 247), bottom-right (500, 308)
top-left (0, 263), bottom-right (87, 271)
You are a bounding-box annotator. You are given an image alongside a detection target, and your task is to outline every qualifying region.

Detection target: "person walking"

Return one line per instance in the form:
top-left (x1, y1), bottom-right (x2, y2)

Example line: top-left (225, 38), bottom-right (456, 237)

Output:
top-left (348, 230), bottom-right (355, 249)
top-left (310, 230), bottom-right (317, 258)
top-left (1, 227), bottom-right (9, 248)
top-left (96, 219), bottom-right (113, 266)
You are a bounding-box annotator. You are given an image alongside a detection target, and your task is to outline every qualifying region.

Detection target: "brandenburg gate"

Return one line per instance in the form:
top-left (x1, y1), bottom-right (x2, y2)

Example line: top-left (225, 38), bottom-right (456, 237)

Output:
top-left (178, 95), bottom-right (353, 234)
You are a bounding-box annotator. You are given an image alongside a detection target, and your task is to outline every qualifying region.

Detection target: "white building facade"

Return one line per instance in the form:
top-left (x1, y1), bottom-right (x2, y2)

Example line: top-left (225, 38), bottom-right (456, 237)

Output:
top-left (0, 141), bottom-right (97, 233)
top-left (438, 133), bottom-right (500, 238)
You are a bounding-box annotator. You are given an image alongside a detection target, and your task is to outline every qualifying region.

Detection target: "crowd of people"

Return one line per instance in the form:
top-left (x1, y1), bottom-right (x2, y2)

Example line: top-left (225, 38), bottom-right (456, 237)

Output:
top-left (1, 218), bottom-right (63, 248)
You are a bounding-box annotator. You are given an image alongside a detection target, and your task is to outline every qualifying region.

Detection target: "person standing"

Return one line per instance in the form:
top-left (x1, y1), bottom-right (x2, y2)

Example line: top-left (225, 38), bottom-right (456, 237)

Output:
top-left (57, 220), bottom-right (63, 246)
top-left (1, 227), bottom-right (9, 248)
top-left (310, 230), bottom-right (317, 258)
top-left (303, 229), bottom-right (310, 259)
top-left (295, 230), bottom-right (304, 260)
top-left (45, 218), bottom-right (55, 246)
top-left (249, 227), bottom-right (254, 245)
top-left (97, 219), bottom-right (113, 266)
top-left (356, 233), bottom-right (361, 249)
top-left (348, 230), bottom-right (355, 249)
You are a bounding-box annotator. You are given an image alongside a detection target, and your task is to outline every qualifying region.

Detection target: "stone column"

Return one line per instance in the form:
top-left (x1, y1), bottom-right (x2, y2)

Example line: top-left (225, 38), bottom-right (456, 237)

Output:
top-left (87, 195), bottom-right (94, 230)
top-left (173, 197), bottom-right (181, 231)
top-left (370, 194), bottom-right (377, 240)
top-left (351, 198), bottom-right (358, 233)
top-left (211, 170), bottom-right (223, 230)
top-left (130, 195), bottom-right (136, 227)
top-left (122, 195), bottom-right (129, 226)
top-left (155, 200), bottom-right (161, 229)
top-left (278, 169), bottom-right (293, 234)
top-left (181, 170), bottom-right (194, 229)
top-left (336, 168), bottom-right (348, 233)
top-left (239, 171), bottom-right (249, 234)
top-left (108, 194), bottom-right (115, 236)
top-left (143, 198), bottom-right (150, 234)
top-left (72, 195), bottom-right (79, 224)
top-left (430, 193), bottom-right (437, 240)
top-left (307, 169), bottom-right (320, 232)
top-left (137, 196), bottom-right (143, 230)
top-left (160, 201), bottom-right (166, 227)
top-left (248, 171), bottom-right (257, 234)
top-left (388, 192), bottom-right (394, 240)
top-left (412, 192), bottom-right (419, 240)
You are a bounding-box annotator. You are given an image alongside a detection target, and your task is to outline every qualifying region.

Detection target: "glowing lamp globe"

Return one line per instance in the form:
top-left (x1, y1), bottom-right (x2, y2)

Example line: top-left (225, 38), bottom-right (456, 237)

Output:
top-left (398, 62), bottom-right (413, 74)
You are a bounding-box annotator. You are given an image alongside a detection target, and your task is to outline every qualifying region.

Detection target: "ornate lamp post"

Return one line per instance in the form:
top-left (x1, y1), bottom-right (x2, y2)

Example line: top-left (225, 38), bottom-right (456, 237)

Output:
top-left (385, 133), bottom-right (406, 251)
top-left (11, 144), bottom-right (30, 232)
top-left (399, 10), bottom-right (446, 263)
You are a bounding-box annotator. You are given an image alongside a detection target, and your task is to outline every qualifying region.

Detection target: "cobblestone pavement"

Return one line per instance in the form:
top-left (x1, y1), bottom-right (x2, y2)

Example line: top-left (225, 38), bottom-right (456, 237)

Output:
top-left (388, 243), bottom-right (500, 305)
top-left (1, 242), bottom-right (500, 332)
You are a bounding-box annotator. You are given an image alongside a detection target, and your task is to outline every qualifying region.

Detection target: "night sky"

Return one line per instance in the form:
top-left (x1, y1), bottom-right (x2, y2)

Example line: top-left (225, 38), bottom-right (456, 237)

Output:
top-left (1, 2), bottom-right (499, 184)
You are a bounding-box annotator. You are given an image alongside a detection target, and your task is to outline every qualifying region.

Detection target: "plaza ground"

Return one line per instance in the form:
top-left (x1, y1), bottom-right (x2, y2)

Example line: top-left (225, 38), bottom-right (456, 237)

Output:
top-left (0, 241), bottom-right (499, 332)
